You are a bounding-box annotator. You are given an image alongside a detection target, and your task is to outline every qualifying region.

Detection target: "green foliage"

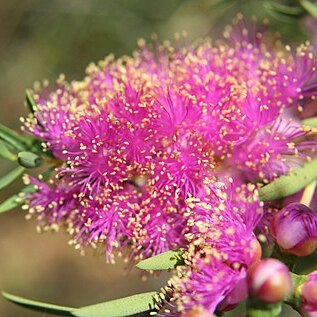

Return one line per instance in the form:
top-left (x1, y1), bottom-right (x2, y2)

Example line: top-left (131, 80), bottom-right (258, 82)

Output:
top-left (25, 89), bottom-right (37, 113)
top-left (264, 1), bottom-right (304, 23)
top-left (136, 249), bottom-right (184, 271)
top-left (2, 291), bottom-right (159, 317)
top-left (72, 292), bottom-right (158, 317)
top-left (0, 123), bottom-right (32, 152)
top-left (300, 0), bottom-right (317, 19)
top-left (2, 292), bottom-right (76, 316)
top-left (0, 140), bottom-right (17, 161)
top-left (259, 159), bottom-right (317, 201)
top-left (0, 184), bottom-right (36, 213)
top-left (0, 166), bottom-right (25, 191)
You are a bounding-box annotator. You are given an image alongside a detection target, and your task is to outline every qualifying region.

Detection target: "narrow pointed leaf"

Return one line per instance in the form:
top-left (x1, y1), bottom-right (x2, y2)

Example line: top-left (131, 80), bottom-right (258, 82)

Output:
top-left (0, 123), bottom-right (31, 151)
top-left (265, 1), bottom-right (303, 16)
top-left (2, 292), bottom-right (76, 316)
top-left (300, 0), bottom-right (317, 19)
top-left (0, 194), bottom-right (23, 213)
top-left (264, 2), bottom-right (303, 23)
top-left (0, 166), bottom-right (25, 190)
top-left (259, 159), bottom-right (317, 201)
top-left (0, 140), bottom-right (17, 161)
top-left (18, 151), bottom-right (42, 168)
top-left (302, 117), bottom-right (317, 128)
top-left (0, 184), bottom-right (37, 213)
top-left (72, 292), bottom-right (158, 317)
top-left (136, 249), bottom-right (184, 271)
top-left (25, 89), bottom-right (37, 113)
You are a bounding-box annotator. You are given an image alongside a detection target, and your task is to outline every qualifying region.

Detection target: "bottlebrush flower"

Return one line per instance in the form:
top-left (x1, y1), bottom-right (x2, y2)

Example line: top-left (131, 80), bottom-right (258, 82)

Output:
top-left (270, 203), bottom-right (317, 256)
top-left (21, 78), bottom-right (81, 160)
top-left (21, 19), bottom-right (316, 270)
top-left (24, 176), bottom-right (77, 227)
top-left (58, 111), bottom-right (132, 196)
top-left (167, 181), bottom-right (263, 314)
top-left (130, 186), bottom-right (188, 259)
top-left (171, 247), bottom-right (247, 314)
top-left (231, 118), bottom-right (314, 182)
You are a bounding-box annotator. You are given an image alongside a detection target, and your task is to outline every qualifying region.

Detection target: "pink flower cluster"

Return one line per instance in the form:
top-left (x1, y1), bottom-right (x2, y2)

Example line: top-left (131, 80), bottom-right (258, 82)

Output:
top-left (22, 17), bottom-right (317, 314)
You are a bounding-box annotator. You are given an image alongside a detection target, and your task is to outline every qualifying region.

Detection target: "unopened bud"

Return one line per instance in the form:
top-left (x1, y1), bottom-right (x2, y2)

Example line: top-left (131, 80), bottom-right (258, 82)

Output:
top-left (18, 151), bottom-right (42, 168)
top-left (248, 258), bottom-right (292, 303)
top-left (302, 271), bottom-right (317, 312)
top-left (270, 203), bottom-right (317, 256)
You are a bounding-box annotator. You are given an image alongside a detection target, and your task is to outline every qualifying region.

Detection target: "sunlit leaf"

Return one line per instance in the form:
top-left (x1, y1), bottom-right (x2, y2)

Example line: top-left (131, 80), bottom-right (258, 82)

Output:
top-left (259, 159), bottom-right (317, 201)
top-left (0, 166), bottom-right (25, 191)
top-left (0, 140), bottom-right (17, 161)
top-left (18, 151), bottom-right (42, 168)
top-left (2, 292), bottom-right (76, 316)
top-left (300, 0), bottom-right (317, 19)
top-left (302, 117), bottom-right (317, 128)
top-left (73, 292), bottom-right (158, 317)
top-left (136, 249), bottom-right (184, 271)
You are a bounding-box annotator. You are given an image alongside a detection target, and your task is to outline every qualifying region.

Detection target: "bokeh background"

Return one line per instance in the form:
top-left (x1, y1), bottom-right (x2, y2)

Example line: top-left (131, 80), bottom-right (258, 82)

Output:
top-left (0, 1), bottom-right (314, 316)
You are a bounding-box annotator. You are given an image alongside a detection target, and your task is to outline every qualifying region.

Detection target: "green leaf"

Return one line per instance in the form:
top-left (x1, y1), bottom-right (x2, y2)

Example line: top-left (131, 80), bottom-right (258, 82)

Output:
top-left (302, 116), bottom-right (317, 128)
top-left (0, 194), bottom-right (23, 213)
top-left (18, 151), bottom-right (42, 168)
top-left (300, 0), bottom-right (317, 19)
top-left (0, 184), bottom-right (36, 213)
top-left (136, 249), bottom-right (184, 271)
top-left (0, 166), bottom-right (25, 191)
top-left (265, 1), bottom-right (303, 16)
top-left (25, 89), bottom-right (37, 113)
top-left (264, 1), bottom-right (303, 23)
top-left (0, 123), bottom-right (31, 152)
top-left (259, 159), bottom-right (317, 201)
top-left (0, 140), bottom-right (17, 161)
top-left (2, 292), bottom-right (76, 316)
top-left (72, 292), bottom-right (158, 317)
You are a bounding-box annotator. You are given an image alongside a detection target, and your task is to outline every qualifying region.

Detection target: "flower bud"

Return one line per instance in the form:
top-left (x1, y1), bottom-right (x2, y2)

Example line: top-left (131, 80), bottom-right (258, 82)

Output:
top-left (217, 275), bottom-right (248, 311)
top-left (270, 203), bottom-right (317, 256)
top-left (247, 258), bottom-right (292, 303)
top-left (302, 271), bottom-right (317, 312)
top-left (181, 307), bottom-right (214, 317)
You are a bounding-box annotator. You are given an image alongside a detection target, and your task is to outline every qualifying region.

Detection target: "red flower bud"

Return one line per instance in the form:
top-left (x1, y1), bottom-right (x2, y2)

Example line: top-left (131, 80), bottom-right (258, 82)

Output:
top-left (270, 203), bottom-right (317, 256)
top-left (302, 271), bottom-right (317, 312)
top-left (247, 258), bottom-right (292, 303)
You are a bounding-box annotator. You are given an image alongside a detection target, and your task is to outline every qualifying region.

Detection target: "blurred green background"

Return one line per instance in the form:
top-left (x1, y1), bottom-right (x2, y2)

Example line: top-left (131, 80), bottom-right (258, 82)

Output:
top-left (0, 0), bottom-right (314, 316)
